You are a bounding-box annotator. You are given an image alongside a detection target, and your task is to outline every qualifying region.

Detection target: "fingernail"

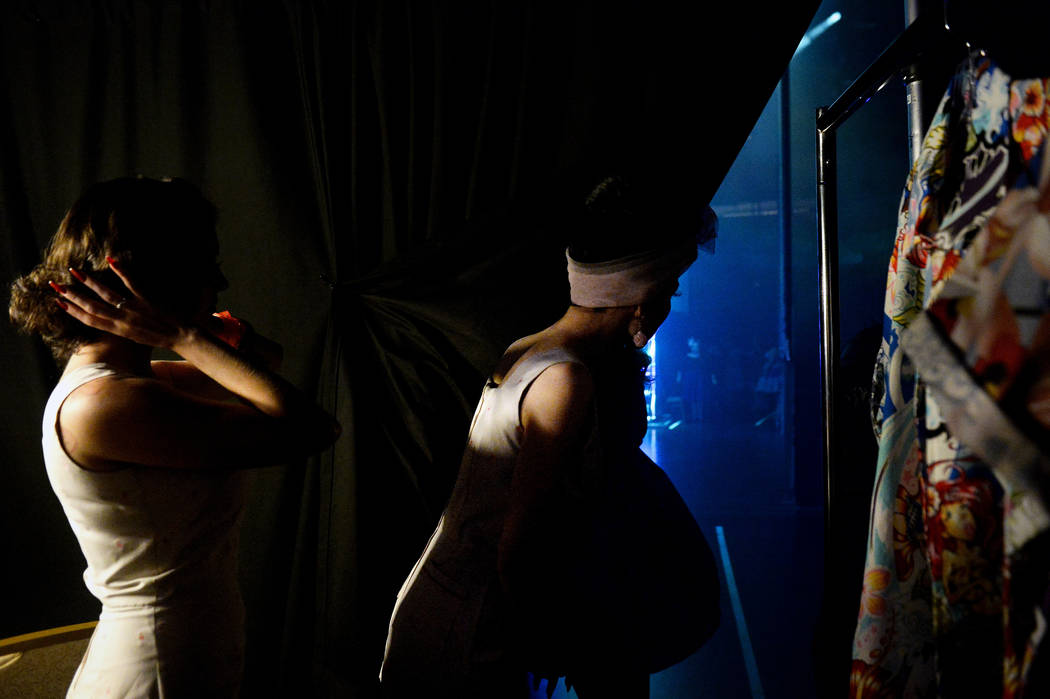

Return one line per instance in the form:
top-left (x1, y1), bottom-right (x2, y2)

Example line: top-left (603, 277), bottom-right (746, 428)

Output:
top-left (54, 297), bottom-right (69, 310)
top-left (105, 256), bottom-right (117, 267)
top-left (48, 281), bottom-right (67, 294)
top-left (69, 267), bottom-right (86, 282)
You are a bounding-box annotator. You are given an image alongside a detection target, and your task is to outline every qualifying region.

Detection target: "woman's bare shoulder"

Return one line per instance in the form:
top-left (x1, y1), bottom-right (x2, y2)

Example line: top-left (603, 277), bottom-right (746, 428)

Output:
top-left (491, 335), bottom-right (541, 385)
top-left (61, 373), bottom-right (141, 415)
top-left (493, 332), bottom-right (591, 386)
top-left (520, 360), bottom-right (594, 433)
top-left (62, 372), bottom-right (164, 409)
top-left (57, 375), bottom-right (170, 470)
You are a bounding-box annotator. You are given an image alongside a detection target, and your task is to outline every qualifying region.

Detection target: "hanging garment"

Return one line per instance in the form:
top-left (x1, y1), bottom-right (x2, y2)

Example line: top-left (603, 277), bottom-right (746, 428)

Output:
top-left (852, 57), bottom-right (1050, 698)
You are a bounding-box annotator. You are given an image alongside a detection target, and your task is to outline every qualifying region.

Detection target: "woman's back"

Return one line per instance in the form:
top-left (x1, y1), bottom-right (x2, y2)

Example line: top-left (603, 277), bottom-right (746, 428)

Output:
top-left (381, 346), bottom-right (599, 697)
top-left (439, 347), bottom-right (598, 565)
top-left (44, 363), bottom-right (248, 697)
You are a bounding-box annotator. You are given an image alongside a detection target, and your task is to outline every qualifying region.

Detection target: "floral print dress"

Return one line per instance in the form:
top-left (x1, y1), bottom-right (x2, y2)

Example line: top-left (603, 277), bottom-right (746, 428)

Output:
top-left (851, 57), bottom-right (1050, 698)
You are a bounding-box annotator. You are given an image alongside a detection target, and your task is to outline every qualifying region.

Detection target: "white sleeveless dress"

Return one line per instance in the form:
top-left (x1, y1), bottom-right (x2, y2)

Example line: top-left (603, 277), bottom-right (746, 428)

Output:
top-left (380, 348), bottom-right (600, 698)
top-left (42, 363), bottom-right (249, 698)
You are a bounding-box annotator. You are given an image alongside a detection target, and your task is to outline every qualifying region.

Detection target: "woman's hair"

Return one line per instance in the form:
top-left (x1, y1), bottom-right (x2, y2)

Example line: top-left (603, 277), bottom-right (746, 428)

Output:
top-left (567, 175), bottom-right (705, 263)
top-left (9, 176), bottom-right (218, 361)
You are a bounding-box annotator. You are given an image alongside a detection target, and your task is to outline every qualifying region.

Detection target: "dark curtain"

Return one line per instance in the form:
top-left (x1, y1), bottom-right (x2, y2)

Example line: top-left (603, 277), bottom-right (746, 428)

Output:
top-left (0, 1), bottom-right (818, 695)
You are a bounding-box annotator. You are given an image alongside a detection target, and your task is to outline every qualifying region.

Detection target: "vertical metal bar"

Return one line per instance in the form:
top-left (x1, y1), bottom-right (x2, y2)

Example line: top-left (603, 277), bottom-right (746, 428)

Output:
top-left (905, 0), bottom-right (925, 164)
top-left (779, 75), bottom-right (792, 366)
top-left (816, 111), bottom-right (840, 540)
top-left (779, 76), bottom-right (795, 501)
top-left (905, 77), bottom-right (925, 165)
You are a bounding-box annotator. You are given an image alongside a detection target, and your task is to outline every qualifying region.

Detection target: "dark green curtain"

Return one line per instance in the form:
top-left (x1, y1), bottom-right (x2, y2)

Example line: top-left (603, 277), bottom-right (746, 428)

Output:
top-left (0, 1), bottom-right (818, 695)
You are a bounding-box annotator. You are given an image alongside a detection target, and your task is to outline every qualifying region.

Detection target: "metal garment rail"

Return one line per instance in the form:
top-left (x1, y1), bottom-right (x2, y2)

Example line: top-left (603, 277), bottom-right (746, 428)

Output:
top-left (814, 10), bottom-right (942, 540)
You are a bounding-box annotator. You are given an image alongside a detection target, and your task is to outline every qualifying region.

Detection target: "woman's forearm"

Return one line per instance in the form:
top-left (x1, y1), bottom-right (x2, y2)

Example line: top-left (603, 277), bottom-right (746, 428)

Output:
top-left (171, 325), bottom-right (336, 432)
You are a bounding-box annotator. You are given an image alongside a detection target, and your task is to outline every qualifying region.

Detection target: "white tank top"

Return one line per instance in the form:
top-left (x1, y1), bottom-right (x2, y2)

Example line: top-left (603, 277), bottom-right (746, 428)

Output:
top-left (43, 363), bottom-right (249, 696)
top-left (382, 347), bottom-right (603, 687)
top-left (427, 348), bottom-right (600, 585)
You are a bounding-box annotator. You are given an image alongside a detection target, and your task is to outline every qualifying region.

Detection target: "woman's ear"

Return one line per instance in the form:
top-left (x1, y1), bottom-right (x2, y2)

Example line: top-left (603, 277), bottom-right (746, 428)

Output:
top-left (630, 306), bottom-right (648, 348)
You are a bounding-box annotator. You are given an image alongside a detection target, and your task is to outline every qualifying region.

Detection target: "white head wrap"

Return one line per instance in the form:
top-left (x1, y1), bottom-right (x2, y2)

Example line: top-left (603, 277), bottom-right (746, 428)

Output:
top-left (566, 235), bottom-right (699, 308)
top-left (567, 201), bottom-right (717, 308)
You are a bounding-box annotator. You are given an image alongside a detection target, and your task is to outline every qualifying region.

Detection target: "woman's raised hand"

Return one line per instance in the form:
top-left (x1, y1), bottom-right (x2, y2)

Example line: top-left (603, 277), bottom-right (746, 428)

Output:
top-left (52, 258), bottom-right (186, 350)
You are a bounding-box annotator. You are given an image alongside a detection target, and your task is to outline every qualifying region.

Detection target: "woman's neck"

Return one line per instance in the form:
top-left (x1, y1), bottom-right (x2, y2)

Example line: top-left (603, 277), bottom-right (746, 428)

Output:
top-left (543, 305), bottom-right (632, 359)
top-left (66, 336), bottom-right (153, 376)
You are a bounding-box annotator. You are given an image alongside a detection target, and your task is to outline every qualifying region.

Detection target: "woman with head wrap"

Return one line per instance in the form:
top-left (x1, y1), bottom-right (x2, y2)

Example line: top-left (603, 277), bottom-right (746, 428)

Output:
top-left (380, 175), bottom-right (719, 698)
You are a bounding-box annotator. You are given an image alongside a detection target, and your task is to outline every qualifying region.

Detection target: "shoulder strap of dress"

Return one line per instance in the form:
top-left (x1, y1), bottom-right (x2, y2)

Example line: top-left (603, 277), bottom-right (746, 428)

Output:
top-left (503, 347), bottom-right (586, 395)
top-left (48, 363), bottom-right (120, 405)
top-left (42, 363), bottom-right (121, 434)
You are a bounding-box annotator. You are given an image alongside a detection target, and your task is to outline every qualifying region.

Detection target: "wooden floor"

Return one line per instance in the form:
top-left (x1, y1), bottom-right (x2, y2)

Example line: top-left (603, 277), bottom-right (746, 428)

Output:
top-left (0, 638), bottom-right (87, 699)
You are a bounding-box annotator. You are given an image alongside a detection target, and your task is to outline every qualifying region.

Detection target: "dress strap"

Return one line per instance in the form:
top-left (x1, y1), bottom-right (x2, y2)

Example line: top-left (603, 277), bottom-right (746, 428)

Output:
top-left (500, 347), bottom-right (585, 395)
top-left (44, 363), bottom-right (121, 424)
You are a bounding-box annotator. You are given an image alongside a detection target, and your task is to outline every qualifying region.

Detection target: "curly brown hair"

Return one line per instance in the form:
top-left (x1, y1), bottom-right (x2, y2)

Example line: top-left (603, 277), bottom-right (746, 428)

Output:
top-left (9, 176), bottom-right (219, 361)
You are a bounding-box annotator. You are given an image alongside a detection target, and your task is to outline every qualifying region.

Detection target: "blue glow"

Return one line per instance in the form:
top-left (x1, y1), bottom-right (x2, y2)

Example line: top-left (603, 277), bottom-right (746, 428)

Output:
top-left (717, 526), bottom-right (766, 698)
top-left (794, 11), bottom-right (842, 53)
top-left (644, 336), bottom-right (656, 421)
top-left (639, 72), bottom-right (791, 509)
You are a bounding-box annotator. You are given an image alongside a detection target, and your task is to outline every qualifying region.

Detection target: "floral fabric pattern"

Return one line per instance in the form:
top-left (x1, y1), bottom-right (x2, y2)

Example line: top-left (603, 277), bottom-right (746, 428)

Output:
top-left (852, 57), bottom-right (1050, 698)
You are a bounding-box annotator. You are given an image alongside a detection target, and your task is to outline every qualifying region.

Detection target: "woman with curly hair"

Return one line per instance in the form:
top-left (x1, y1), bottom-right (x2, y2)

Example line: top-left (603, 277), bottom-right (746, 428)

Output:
top-left (9, 176), bottom-right (340, 697)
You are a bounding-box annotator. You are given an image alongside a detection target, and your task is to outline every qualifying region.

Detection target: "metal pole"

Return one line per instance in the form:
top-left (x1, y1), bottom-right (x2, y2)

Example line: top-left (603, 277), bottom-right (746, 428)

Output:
top-left (816, 110), bottom-right (839, 540)
top-left (779, 76), bottom-right (795, 502)
top-left (815, 11), bottom-right (936, 134)
top-left (813, 6), bottom-right (936, 551)
top-left (905, 0), bottom-right (925, 164)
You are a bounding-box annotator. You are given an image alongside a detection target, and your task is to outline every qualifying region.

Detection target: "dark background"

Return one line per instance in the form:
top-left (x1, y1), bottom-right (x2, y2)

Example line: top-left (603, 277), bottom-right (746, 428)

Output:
top-left (0, 1), bottom-right (820, 696)
top-left (0, 1), bottom-right (986, 697)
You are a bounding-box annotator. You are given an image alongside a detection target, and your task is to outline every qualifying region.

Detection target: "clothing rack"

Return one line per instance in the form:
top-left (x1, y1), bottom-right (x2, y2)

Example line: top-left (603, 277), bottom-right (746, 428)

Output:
top-left (814, 7), bottom-right (950, 540)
